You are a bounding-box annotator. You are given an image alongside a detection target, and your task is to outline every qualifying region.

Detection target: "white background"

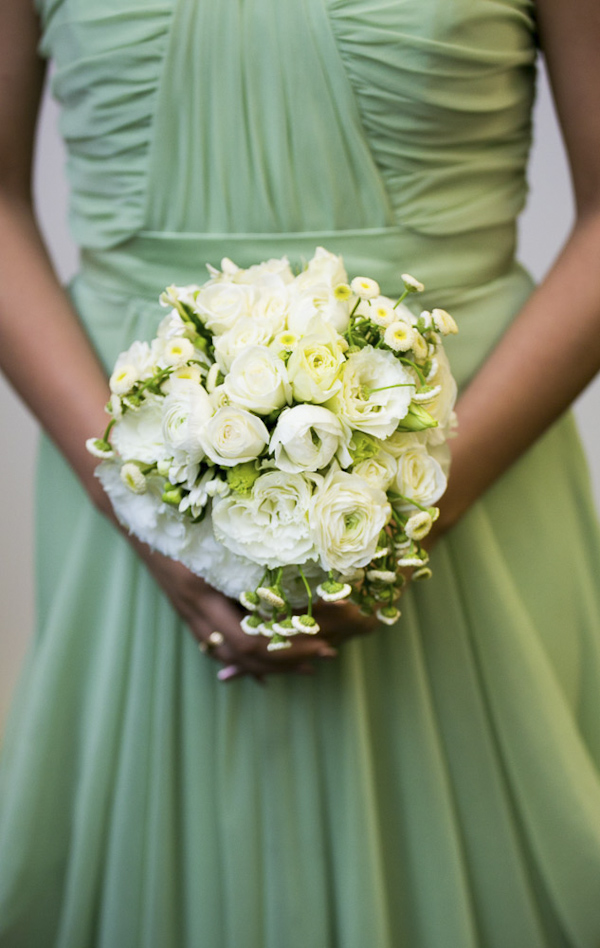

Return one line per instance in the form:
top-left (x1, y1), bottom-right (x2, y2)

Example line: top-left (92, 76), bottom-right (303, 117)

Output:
top-left (1, 59), bottom-right (599, 724)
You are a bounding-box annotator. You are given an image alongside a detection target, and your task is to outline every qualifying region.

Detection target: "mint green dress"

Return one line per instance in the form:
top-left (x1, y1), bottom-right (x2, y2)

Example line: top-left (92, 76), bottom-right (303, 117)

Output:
top-left (2, 1), bottom-right (600, 945)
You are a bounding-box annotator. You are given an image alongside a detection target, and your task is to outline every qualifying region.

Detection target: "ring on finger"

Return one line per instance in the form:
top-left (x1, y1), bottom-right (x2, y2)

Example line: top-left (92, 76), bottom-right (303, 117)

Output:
top-left (199, 630), bottom-right (225, 654)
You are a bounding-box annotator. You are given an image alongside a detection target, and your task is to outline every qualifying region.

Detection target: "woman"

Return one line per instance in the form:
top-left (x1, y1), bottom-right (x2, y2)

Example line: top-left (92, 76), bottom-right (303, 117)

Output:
top-left (1, 0), bottom-right (600, 945)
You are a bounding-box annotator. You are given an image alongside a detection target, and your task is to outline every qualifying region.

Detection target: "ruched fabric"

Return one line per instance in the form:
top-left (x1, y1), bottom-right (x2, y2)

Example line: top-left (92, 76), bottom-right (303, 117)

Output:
top-left (2, 1), bottom-right (600, 946)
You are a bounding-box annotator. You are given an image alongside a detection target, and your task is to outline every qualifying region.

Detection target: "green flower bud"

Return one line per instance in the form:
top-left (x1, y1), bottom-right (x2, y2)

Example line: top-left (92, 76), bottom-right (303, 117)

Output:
top-left (226, 461), bottom-right (260, 495)
top-left (397, 404), bottom-right (438, 432)
top-left (349, 431), bottom-right (379, 462)
top-left (162, 485), bottom-right (183, 506)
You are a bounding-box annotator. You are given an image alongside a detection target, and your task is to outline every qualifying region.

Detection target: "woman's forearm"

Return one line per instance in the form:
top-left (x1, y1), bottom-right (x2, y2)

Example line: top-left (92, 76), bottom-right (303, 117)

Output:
top-left (439, 208), bottom-right (600, 532)
top-left (0, 191), bottom-right (113, 512)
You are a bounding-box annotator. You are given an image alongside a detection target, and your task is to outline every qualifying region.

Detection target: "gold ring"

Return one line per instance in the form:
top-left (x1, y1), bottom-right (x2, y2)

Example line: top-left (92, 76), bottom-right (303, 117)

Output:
top-left (199, 630), bottom-right (225, 654)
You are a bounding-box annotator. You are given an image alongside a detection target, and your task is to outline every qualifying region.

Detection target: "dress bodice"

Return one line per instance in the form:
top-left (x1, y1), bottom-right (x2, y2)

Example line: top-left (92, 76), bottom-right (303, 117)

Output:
top-left (37, 0), bottom-right (537, 251)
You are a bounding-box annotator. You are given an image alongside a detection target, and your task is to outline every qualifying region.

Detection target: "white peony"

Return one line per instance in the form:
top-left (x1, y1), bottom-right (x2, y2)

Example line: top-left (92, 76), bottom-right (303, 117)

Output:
top-left (269, 405), bottom-right (350, 473)
top-left (286, 318), bottom-right (347, 404)
top-left (310, 468), bottom-right (391, 573)
top-left (327, 346), bottom-right (415, 438)
top-left (112, 394), bottom-right (168, 465)
top-left (161, 378), bottom-right (213, 465)
top-left (224, 346), bottom-right (291, 415)
top-left (393, 443), bottom-right (447, 510)
top-left (212, 471), bottom-right (317, 568)
top-left (199, 405), bottom-right (270, 467)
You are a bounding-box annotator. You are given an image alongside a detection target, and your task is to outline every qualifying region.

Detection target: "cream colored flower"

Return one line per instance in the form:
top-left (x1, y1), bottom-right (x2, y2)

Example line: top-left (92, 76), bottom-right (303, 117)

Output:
top-left (350, 276), bottom-right (380, 300)
top-left (432, 308), bottom-right (458, 335)
top-left (310, 468), bottom-right (391, 572)
top-left (109, 341), bottom-right (155, 395)
top-left (224, 346), bottom-right (291, 415)
top-left (199, 405), bottom-right (270, 467)
top-left (401, 273), bottom-right (425, 293)
top-left (384, 321), bottom-right (416, 352)
top-left (213, 317), bottom-right (276, 373)
top-left (327, 346), bottom-right (415, 438)
top-left (212, 471), bottom-right (317, 568)
top-left (161, 378), bottom-right (213, 465)
top-left (286, 319), bottom-right (347, 404)
top-left (394, 444), bottom-right (447, 510)
top-left (270, 404), bottom-right (350, 473)
top-left (192, 282), bottom-right (256, 335)
top-left (120, 462), bottom-right (147, 494)
top-left (352, 449), bottom-right (397, 491)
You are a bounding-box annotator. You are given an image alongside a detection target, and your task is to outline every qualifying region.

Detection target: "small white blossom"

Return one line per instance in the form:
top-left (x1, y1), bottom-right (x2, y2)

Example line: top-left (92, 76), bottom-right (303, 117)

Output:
top-left (366, 569), bottom-right (397, 583)
top-left (412, 567), bottom-right (433, 581)
top-left (401, 274), bottom-right (425, 293)
top-left (397, 554), bottom-right (429, 568)
top-left (120, 462), bottom-right (147, 494)
top-left (267, 637), bottom-right (292, 651)
top-left (431, 308), bottom-right (458, 335)
top-left (376, 606), bottom-right (402, 625)
top-left (291, 615), bottom-right (321, 634)
top-left (405, 511), bottom-right (434, 541)
top-left (316, 581), bottom-right (352, 602)
top-left (350, 276), bottom-right (380, 300)
top-left (241, 615), bottom-right (263, 635)
top-left (384, 321), bottom-right (416, 352)
top-left (257, 586), bottom-right (286, 609)
top-left (412, 385), bottom-right (442, 404)
top-left (86, 438), bottom-right (114, 459)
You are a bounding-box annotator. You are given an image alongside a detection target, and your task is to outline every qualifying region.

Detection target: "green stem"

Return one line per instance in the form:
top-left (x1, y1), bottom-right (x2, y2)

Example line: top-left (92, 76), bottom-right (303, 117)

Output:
top-left (390, 492), bottom-right (432, 514)
top-left (399, 357), bottom-right (426, 386)
top-left (298, 566), bottom-right (313, 617)
top-left (367, 382), bottom-right (415, 396)
top-left (102, 417), bottom-right (116, 443)
top-left (393, 289), bottom-right (409, 308)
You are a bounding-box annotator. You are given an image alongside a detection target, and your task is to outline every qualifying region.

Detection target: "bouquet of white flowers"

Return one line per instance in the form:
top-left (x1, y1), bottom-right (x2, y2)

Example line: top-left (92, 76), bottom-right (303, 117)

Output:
top-left (88, 248), bottom-right (458, 650)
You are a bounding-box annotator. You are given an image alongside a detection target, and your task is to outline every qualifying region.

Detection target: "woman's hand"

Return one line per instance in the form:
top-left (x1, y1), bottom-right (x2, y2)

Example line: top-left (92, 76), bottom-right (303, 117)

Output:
top-left (130, 538), bottom-right (340, 681)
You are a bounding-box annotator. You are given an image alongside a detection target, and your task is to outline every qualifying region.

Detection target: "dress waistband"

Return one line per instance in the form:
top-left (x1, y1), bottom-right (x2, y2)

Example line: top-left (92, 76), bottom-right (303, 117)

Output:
top-left (79, 223), bottom-right (516, 301)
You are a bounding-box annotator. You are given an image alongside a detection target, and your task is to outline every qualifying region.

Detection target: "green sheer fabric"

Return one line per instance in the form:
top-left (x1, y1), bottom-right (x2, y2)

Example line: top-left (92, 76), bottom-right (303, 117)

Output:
top-left (2, 1), bottom-right (600, 945)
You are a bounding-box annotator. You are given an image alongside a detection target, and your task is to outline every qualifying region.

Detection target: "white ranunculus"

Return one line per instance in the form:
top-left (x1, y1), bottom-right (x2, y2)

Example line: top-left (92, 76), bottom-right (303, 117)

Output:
top-left (420, 346), bottom-right (457, 445)
top-left (251, 287), bottom-right (289, 333)
top-left (192, 282), bottom-right (256, 335)
top-left (294, 247), bottom-right (348, 291)
top-left (376, 430), bottom-right (427, 456)
top-left (213, 317), bottom-right (277, 373)
top-left (224, 346), bottom-right (291, 415)
top-left (287, 284), bottom-right (351, 335)
top-left (286, 318), bottom-right (347, 404)
top-left (352, 450), bottom-right (397, 490)
top-left (270, 404), bottom-right (349, 473)
top-left (156, 309), bottom-right (190, 340)
top-left (199, 405), bottom-right (270, 467)
top-left (327, 346), bottom-right (415, 438)
top-left (229, 256), bottom-right (295, 288)
top-left (310, 468), bottom-right (390, 572)
top-left (109, 341), bottom-right (156, 394)
top-left (393, 443), bottom-right (447, 510)
top-left (161, 378), bottom-right (213, 464)
top-left (112, 394), bottom-right (168, 465)
top-left (212, 471), bottom-right (317, 568)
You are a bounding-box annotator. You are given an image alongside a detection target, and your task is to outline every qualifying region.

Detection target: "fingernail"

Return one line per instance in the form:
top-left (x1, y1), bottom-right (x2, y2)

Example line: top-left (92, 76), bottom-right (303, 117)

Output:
top-left (217, 665), bottom-right (241, 682)
top-left (318, 646), bottom-right (338, 659)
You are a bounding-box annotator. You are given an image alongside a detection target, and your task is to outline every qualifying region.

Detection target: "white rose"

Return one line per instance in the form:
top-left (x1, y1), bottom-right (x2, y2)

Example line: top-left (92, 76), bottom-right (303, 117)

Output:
top-left (112, 394), bottom-right (168, 465)
top-left (286, 318), bottom-right (347, 404)
top-left (270, 405), bottom-right (350, 473)
top-left (109, 340), bottom-right (156, 395)
top-left (192, 282), bottom-right (256, 335)
top-left (294, 247), bottom-right (348, 290)
top-left (393, 444), bottom-right (447, 510)
top-left (212, 471), bottom-right (317, 568)
top-left (224, 346), bottom-right (291, 415)
top-left (287, 284), bottom-right (350, 335)
top-left (161, 378), bottom-right (213, 464)
top-left (327, 346), bottom-right (415, 438)
top-left (310, 469), bottom-right (390, 572)
top-left (199, 405), bottom-right (269, 467)
top-left (251, 287), bottom-right (289, 333)
top-left (213, 317), bottom-right (277, 373)
top-left (352, 450), bottom-right (397, 490)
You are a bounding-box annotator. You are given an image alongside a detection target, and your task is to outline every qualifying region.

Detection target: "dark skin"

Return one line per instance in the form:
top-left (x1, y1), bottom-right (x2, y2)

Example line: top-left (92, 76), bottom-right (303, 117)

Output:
top-left (1, 0), bottom-right (599, 680)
